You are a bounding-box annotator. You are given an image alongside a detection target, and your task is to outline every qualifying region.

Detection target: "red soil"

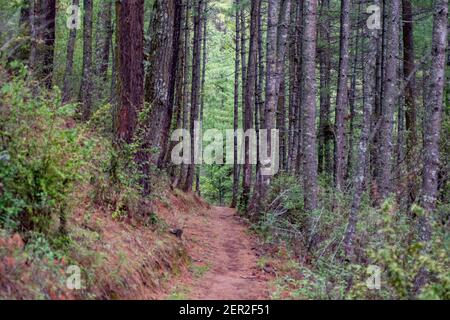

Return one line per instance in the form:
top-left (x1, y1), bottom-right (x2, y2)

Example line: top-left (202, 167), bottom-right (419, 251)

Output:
top-left (166, 206), bottom-right (272, 300)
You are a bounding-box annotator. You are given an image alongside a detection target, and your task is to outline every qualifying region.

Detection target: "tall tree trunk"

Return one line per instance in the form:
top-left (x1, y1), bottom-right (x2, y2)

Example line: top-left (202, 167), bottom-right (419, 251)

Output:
top-left (288, 1), bottom-right (302, 173)
top-left (79, 0), bottom-right (93, 121)
top-left (344, 0), bottom-right (380, 258)
top-left (30, 0), bottom-right (56, 88)
top-left (334, 0), bottom-right (351, 191)
top-left (263, 0), bottom-right (280, 134)
top-left (157, 0), bottom-right (183, 169)
top-left (239, 3), bottom-right (248, 198)
top-left (184, 0), bottom-right (204, 192)
top-left (144, 0), bottom-right (176, 164)
top-left (114, 0), bottom-right (145, 144)
top-left (370, 20), bottom-right (383, 205)
top-left (195, 0), bottom-right (208, 195)
top-left (240, 0), bottom-right (259, 209)
top-left (414, 0), bottom-right (448, 295)
top-left (301, 0), bottom-right (319, 212)
top-left (231, 0), bottom-right (241, 209)
top-left (287, 3), bottom-right (296, 173)
top-left (254, 0), bottom-right (265, 203)
top-left (178, 0), bottom-right (191, 189)
top-left (240, 6), bottom-right (247, 118)
top-left (294, 1), bottom-right (304, 175)
top-left (378, 0), bottom-right (400, 200)
top-left (318, 0), bottom-right (332, 176)
top-left (257, 0), bottom-right (290, 203)
top-left (62, 0), bottom-right (80, 104)
top-left (402, 0), bottom-right (418, 205)
top-left (259, 0), bottom-right (280, 201)
top-left (94, 0), bottom-right (113, 84)
top-left (277, 77), bottom-right (286, 171)
top-left (275, 0), bottom-right (291, 172)
top-left (168, 0), bottom-right (187, 185)
top-left (346, 2), bottom-right (361, 182)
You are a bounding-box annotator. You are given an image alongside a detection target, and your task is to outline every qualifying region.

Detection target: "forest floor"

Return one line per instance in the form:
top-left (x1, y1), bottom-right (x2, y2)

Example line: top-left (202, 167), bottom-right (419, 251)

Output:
top-left (162, 206), bottom-right (273, 300)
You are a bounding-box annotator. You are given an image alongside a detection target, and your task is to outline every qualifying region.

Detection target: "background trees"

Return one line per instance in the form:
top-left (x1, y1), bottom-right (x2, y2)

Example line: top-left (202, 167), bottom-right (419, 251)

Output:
top-left (0, 0), bottom-right (448, 299)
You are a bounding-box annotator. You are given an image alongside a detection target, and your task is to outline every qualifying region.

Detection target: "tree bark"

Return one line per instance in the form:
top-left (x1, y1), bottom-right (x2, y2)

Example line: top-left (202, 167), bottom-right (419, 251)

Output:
top-left (275, 0), bottom-right (291, 173)
top-left (178, 0), bottom-right (191, 189)
top-left (378, 0), bottom-right (400, 200)
top-left (62, 0), bottom-right (80, 104)
top-left (344, 0), bottom-right (380, 258)
top-left (231, 0), bottom-right (241, 209)
top-left (345, 2), bottom-right (361, 182)
top-left (258, 0), bottom-right (280, 205)
top-left (184, 0), bottom-right (204, 192)
top-left (414, 0), bottom-right (448, 295)
top-left (157, 0), bottom-right (183, 169)
top-left (318, 0), bottom-right (332, 175)
top-left (334, 0), bottom-right (351, 191)
top-left (79, 0), bottom-right (94, 121)
top-left (402, 0), bottom-right (419, 205)
top-left (301, 0), bottom-right (319, 212)
top-left (195, 0), bottom-right (208, 195)
top-left (168, 1), bottom-right (187, 185)
top-left (240, 0), bottom-right (260, 209)
top-left (288, 1), bottom-right (303, 173)
top-left (114, 0), bottom-right (145, 144)
top-left (94, 0), bottom-right (113, 83)
top-left (30, 0), bottom-right (56, 89)
top-left (253, 0), bottom-right (265, 205)
top-left (144, 0), bottom-right (176, 163)
top-left (294, 1), bottom-right (304, 175)
top-left (263, 0), bottom-right (280, 135)
top-left (277, 77), bottom-right (287, 171)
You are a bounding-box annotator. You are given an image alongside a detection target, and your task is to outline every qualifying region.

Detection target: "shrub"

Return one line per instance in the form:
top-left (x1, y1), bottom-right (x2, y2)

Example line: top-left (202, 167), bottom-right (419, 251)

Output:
top-left (349, 203), bottom-right (449, 299)
top-left (255, 174), bottom-right (304, 243)
top-left (0, 69), bottom-right (92, 234)
top-left (258, 176), bottom-right (449, 300)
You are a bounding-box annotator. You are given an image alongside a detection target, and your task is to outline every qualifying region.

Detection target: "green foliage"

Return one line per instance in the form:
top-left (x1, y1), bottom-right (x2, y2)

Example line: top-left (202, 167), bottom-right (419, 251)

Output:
top-left (349, 203), bottom-right (449, 300)
top-left (0, 71), bottom-right (93, 234)
top-left (263, 194), bottom-right (450, 300)
top-left (200, 165), bottom-right (232, 205)
top-left (89, 141), bottom-right (147, 221)
top-left (255, 174), bottom-right (304, 243)
top-left (88, 103), bottom-right (113, 138)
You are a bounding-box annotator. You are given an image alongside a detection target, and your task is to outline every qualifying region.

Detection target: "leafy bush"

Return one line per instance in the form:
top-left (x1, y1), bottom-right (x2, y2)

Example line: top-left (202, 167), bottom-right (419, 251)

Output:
top-left (256, 174), bottom-right (303, 238)
top-left (200, 164), bottom-right (232, 206)
top-left (261, 191), bottom-right (449, 300)
top-left (349, 203), bottom-right (449, 300)
top-left (0, 68), bottom-right (92, 234)
top-left (88, 103), bottom-right (113, 138)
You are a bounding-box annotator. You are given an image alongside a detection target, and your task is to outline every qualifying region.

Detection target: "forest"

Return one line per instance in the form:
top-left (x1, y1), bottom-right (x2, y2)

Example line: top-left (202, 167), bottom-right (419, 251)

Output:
top-left (0, 0), bottom-right (448, 300)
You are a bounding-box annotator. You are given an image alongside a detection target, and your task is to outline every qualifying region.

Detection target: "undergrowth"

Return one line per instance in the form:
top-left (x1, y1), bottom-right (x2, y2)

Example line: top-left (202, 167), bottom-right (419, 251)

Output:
top-left (254, 174), bottom-right (450, 300)
top-left (0, 65), bottom-right (186, 299)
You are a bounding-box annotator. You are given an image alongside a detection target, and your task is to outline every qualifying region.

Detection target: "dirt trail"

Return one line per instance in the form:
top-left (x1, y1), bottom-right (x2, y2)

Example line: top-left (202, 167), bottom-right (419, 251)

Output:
top-left (174, 206), bottom-right (271, 300)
